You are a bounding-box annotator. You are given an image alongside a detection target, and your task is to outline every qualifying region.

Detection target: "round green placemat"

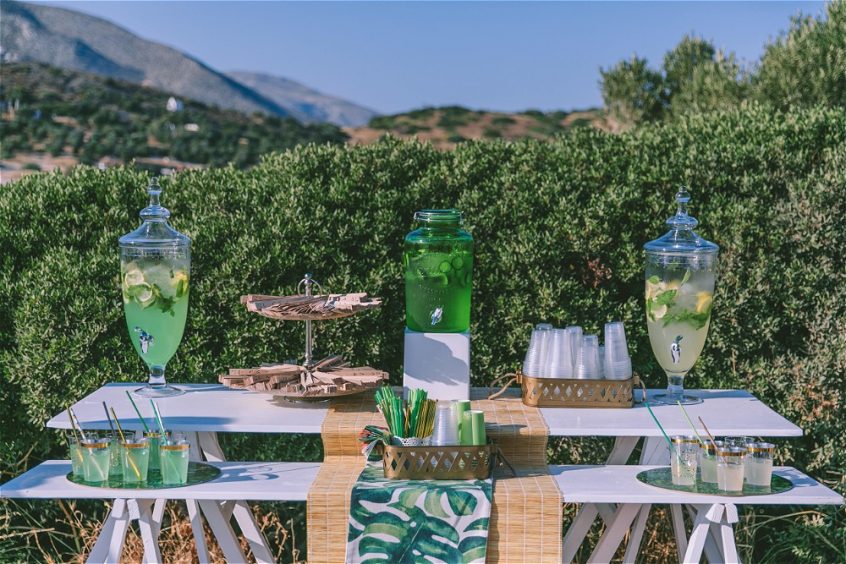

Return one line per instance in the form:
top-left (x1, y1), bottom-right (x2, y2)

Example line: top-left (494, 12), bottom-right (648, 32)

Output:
top-left (67, 461), bottom-right (221, 489)
top-left (636, 467), bottom-right (793, 497)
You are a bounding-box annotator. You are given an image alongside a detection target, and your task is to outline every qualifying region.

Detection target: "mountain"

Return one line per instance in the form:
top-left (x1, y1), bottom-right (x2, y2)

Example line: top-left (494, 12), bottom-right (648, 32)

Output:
top-left (346, 105), bottom-right (607, 149)
top-left (228, 71), bottom-right (378, 127)
top-left (0, 0), bottom-right (374, 125)
top-left (0, 62), bottom-right (346, 181)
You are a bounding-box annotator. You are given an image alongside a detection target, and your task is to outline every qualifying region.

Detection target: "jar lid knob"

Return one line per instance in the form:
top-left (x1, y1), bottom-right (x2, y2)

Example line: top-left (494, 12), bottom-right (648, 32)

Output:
top-left (666, 186), bottom-right (698, 230)
top-left (140, 177), bottom-right (170, 221)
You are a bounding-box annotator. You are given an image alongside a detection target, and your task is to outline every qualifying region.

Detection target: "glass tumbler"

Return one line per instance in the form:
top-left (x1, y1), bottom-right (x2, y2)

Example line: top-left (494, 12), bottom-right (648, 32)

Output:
top-left (68, 435), bottom-right (85, 479)
top-left (121, 437), bottom-right (150, 484)
top-left (717, 447), bottom-right (746, 492)
top-left (160, 436), bottom-right (190, 485)
top-left (670, 436), bottom-right (699, 486)
top-left (745, 442), bottom-right (775, 487)
top-left (81, 437), bottom-right (112, 483)
top-left (698, 440), bottom-right (723, 484)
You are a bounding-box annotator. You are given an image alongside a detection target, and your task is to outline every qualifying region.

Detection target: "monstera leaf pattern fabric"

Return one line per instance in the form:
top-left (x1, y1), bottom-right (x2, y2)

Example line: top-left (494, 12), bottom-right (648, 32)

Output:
top-left (346, 464), bottom-right (493, 563)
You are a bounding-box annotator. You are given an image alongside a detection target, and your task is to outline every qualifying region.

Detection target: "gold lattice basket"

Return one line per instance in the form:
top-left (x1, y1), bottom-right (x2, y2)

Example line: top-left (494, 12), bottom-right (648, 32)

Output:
top-left (379, 443), bottom-right (514, 480)
top-left (489, 370), bottom-right (643, 408)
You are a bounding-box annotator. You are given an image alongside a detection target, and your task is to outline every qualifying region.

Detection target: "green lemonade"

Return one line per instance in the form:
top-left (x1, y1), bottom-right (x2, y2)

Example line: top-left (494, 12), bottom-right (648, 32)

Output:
top-left (121, 441), bottom-right (150, 483)
top-left (144, 432), bottom-right (162, 471)
top-left (160, 445), bottom-right (190, 485)
top-left (645, 267), bottom-right (715, 383)
top-left (404, 246), bottom-right (473, 332)
top-left (69, 442), bottom-right (85, 478)
top-left (122, 258), bottom-right (190, 369)
top-left (81, 441), bottom-right (112, 482)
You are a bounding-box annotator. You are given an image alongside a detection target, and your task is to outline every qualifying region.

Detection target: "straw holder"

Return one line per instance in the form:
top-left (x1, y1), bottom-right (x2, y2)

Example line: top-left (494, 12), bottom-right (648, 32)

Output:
top-left (489, 369), bottom-right (643, 408)
top-left (379, 442), bottom-right (513, 480)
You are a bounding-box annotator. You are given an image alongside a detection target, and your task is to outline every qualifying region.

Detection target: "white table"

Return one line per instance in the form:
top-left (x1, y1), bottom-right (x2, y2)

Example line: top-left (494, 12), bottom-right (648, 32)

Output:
top-left (43, 383), bottom-right (802, 562)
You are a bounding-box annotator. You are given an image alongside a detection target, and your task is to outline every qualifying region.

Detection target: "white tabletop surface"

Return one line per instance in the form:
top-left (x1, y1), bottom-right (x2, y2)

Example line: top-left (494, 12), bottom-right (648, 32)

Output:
top-left (0, 461), bottom-right (319, 501)
top-left (551, 465), bottom-right (844, 506)
top-left (46, 383), bottom-right (802, 438)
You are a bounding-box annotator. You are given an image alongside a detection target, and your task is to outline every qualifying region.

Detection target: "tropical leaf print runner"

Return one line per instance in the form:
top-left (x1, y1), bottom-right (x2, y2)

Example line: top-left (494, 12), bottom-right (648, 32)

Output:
top-left (346, 463), bottom-right (493, 563)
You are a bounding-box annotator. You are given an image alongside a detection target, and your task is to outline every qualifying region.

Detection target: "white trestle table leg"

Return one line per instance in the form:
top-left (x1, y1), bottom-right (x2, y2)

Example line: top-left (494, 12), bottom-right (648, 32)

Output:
top-left (194, 431), bottom-right (273, 562)
top-left (717, 503), bottom-right (740, 563)
top-left (622, 503), bottom-right (651, 564)
top-left (198, 499), bottom-right (248, 562)
top-left (684, 504), bottom-right (723, 564)
top-left (86, 498), bottom-right (130, 564)
top-left (686, 503), bottom-right (725, 564)
top-left (587, 503), bottom-right (641, 563)
top-left (152, 498), bottom-right (166, 539)
top-left (186, 499), bottom-right (210, 564)
top-left (133, 499), bottom-right (163, 564)
top-left (562, 503), bottom-right (599, 563)
top-left (620, 436), bottom-right (666, 559)
top-left (671, 504), bottom-right (688, 562)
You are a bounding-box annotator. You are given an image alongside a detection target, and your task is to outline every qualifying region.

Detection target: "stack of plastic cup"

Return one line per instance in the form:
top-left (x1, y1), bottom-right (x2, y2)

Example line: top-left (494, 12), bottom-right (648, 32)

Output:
top-left (431, 402), bottom-right (460, 446)
top-left (576, 335), bottom-right (601, 379)
top-left (603, 321), bottom-right (633, 380)
top-left (522, 324), bottom-right (553, 377)
top-left (547, 329), bottom-right (573, 377)
top-left (565, 326), bottom-right (582, 376)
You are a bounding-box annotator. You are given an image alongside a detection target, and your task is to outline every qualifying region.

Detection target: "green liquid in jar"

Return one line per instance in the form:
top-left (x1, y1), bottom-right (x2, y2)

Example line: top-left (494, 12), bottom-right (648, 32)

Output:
top-left (122, 257), bottom-right (190, 369)
top-left (404, 211), bottom-right (473, 333)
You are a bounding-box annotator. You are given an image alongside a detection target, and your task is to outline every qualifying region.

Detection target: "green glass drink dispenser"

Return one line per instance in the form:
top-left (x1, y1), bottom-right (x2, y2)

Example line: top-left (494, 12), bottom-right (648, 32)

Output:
top-left (403, 209), bottom-right (473, 333)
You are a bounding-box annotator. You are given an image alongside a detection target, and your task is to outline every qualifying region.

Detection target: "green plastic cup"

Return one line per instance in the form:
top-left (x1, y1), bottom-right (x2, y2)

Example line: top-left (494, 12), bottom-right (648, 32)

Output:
top-left (80, 437), bottom-right (112, 483)
top-left (121, 438), bottom-right (150, 484)
top-left (160, 440), bottom-right (190, 485)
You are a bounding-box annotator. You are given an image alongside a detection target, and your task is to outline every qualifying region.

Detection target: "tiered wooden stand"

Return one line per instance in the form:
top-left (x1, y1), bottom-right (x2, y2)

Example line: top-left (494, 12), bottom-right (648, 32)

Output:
top-left (220, 273), bottom-right (387, 400)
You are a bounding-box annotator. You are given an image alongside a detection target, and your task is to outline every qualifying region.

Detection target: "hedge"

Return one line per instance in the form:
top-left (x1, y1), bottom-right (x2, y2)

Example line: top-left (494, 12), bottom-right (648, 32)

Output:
top-left (1, 103), bottom-right (844, 562)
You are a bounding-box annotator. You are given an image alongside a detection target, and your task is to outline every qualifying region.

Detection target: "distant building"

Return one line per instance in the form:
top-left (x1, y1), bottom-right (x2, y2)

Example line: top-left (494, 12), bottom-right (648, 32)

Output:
top-left (166, 97), bottom-right (183, 112)
top-left (184, 123), bottom-right (200, 132)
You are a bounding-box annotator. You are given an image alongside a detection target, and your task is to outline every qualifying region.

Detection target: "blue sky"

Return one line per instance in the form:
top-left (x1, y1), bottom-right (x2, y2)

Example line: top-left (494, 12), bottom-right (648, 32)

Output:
top-left (43, 1), bottom-right (825, 115)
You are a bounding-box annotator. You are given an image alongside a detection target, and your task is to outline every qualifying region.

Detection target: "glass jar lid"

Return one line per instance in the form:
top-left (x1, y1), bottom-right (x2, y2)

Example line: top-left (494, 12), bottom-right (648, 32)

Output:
top-left (119, 178), bottom-right (191, 249)
top-left (644, 187), bottom-right (718, 256)
top-left (414, 209), bottom-right (463, 225)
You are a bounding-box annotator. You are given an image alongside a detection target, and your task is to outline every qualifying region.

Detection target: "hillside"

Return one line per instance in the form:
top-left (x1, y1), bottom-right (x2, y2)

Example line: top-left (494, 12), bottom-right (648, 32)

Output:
top-left (228, 71), bottom-right (378, 127)
top-left (0, 0), bottom-right (373, 126)
top-left (0, 62), bottom-right (347, 181)
top-left (346, 105), bottom-right (607, 148)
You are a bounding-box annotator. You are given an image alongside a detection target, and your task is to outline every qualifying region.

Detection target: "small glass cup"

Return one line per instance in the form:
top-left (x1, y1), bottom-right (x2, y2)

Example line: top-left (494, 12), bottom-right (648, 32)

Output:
top-left (144, 431), bottom-right (162, 471)
top-left (160, 434), bottom-right (190, 485)
top-left (68, 435), bottom-right (85, 479)
top-left (121, 437), bottom-right (150, 484)
top-left (717, 447), bottom-right (746, 492)
top-left (745, 442), bottom-right (774, 487)
top-left (670, 436), bottom-right (699, 486)
top-left (698, 440), bottom-right (724, 484)
top-left (107, 435), bottom-right (123, 478)
top-left (80, 437), bottom-right (112, 483)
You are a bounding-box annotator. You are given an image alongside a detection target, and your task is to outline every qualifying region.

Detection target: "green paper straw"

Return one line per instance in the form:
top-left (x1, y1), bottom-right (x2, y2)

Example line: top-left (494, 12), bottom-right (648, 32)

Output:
top-left (125, 391), bottom-right (150, 432)
top-left (676, 401), bottom-right (705, 445)
top-left (111, 407), bottom-right (141, 479)
top-left (643, 400), bottom-right (674, 450)
top-left (150, 400), bottom-right (167, 438)
top-left (102, 402), bottom-right (116, 437)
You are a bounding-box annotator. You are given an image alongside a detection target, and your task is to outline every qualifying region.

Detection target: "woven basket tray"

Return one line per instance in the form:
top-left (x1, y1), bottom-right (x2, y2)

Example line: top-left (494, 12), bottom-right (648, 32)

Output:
top-left (380, 443), bottom-right (513, 480)
top-left (241, 293), bottom-right (382, 321)
top-left (490, 370), bottom-right (642, 408)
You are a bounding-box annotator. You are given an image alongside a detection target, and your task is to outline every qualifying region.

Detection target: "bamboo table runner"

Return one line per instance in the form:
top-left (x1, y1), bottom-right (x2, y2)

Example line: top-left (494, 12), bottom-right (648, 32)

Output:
top-left (307, 389), bottom-right (563, 563)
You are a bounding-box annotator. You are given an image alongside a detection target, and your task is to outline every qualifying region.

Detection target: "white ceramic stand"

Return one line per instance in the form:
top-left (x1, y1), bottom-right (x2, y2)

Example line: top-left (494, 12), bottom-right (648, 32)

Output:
top-left (402, 329), bottom-right (470, 400)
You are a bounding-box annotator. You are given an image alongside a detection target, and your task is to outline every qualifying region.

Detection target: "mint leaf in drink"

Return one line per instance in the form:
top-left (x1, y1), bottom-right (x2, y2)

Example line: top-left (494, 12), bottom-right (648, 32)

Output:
top-left (681, 269), bottom-right (691, 285)
top-left (655, 289), bottom-right (677, 306)
top-left (647, 275), bottom-right (660, 285)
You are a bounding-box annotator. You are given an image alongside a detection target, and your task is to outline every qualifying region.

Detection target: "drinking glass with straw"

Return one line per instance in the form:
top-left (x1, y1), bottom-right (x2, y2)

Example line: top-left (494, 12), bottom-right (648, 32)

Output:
top-left (101, 403), bottom-right (123, 478)
top-left (66, 408), bottom-right (85, 478)
top-left (110, 407), bottom-right (145, 482)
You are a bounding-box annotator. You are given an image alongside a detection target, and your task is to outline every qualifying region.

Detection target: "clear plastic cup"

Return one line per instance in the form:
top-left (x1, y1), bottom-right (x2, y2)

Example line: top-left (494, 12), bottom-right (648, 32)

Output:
top-left (670, 436), bottom-right (699, 486)
top-left (431, 402), bottom-right (460, 446)
top-left (548, 329), bottom-right (573, 378)
top-left (598, 345), bottom-right (606, 379)
top-left (603, 321), bottom-right (633, 380)
top-left (566, 326), bottom-right (583, 375)
top-left (522, 328), bottom-right (549, 377)
top-left (745, 442), bottom-right (774, 487)
top-left (576, 335), bottom-right (601, 379)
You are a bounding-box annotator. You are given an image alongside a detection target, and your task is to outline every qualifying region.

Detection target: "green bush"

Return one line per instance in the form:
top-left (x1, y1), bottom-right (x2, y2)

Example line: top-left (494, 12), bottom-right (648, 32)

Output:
top-left (1, 104), bottom-right (845, 562)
